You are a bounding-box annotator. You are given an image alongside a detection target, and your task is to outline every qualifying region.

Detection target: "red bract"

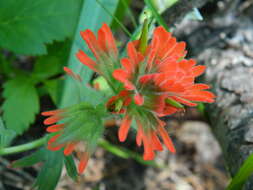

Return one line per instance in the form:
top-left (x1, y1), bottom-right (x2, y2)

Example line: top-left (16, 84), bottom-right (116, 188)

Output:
top-left (76, 23), bottom-right (119, 84)
top-left (111, 26), bottom-right (215, 160)
top-left (42, 23), bottom-right (215, 171)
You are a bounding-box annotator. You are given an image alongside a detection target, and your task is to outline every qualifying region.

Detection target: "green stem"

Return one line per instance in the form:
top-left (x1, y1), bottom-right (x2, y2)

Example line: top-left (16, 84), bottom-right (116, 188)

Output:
top-left (0, 136), bottom-right (47, 156)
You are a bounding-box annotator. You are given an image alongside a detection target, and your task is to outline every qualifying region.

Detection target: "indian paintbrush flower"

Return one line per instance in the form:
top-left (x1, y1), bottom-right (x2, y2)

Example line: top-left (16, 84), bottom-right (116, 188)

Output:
top-left (42, 101), bottom-right (105, 174)
top-left (110, 26), bottom-right (215, 160)
top-left (42, 23), bottom-right (215, 174)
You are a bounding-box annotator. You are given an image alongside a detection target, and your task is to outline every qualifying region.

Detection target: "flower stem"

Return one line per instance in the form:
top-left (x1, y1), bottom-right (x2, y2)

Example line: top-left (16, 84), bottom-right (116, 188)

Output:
top-left (0, 136), bottom-right (47, 156)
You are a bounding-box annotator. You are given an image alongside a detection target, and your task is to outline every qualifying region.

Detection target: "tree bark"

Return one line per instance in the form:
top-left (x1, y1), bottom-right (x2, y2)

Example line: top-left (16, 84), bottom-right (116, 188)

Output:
top-left (162, 0), bottom-right (212, 26)
top-left (198, 17), bottom-right (253, 188)
top-left (163, 0), bottom-right (253, 189)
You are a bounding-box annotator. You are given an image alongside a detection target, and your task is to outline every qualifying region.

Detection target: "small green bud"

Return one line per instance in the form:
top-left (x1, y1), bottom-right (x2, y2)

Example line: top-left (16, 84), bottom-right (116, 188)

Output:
top-left (165, 98), bottom-right (184, 108)
top-left (115, 99), bottom-right (123, 112)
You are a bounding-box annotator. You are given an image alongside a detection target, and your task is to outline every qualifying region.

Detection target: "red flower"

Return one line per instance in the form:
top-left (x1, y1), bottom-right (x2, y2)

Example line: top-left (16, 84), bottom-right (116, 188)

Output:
top-left (76, 23), bottom-right (119, 84)
top-left (42, 99), bottom-right (105, 174)
top-left (111, 26), bottom-right (215, 160)
top-left (42, 109), bottom-right (90, 174)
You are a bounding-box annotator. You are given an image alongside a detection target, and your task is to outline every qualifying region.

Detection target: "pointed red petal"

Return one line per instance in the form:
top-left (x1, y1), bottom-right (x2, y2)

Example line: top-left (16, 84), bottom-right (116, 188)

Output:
top-left (80, 29), bottom-right (100, 59)
top-left (46, 124), bottom-right (65, 133)
top-left (182, 90), bottom-right (215, 102)
top-left (171, 96), bottom-right (197, 107)
top-left (136, 119), bottom-right (143, 146)
top-left (41, 109), bottom-right (65, 116)
top-left (121, 58), bottom-right (134, 73)
top-left (64, 67), bottom-right (82, 82)
top-left (64, 142), bottom-right (77, 155)
top-left (189, 84), bottom-right (210, 90)
top-left (78, 152), bottom-right (89, 174)
top-left (97, 28), bottom-right (107, 52)
top-left (158, 125), bottom-right (176, 153)
top-left (134, 93), bottom-right (144, 105)
top-left (142, 133), bottom-right (155, 160)
top-left (192, 65), bottom-right (206, 77)
top-left (48, 134), bottom-right (61, 144)
top-left (168, 42), bottom-right (186, 57)
top-left (118, 115), bottom-right (132, 142)
top-left (151, 132), bottom-right (163, 151)
top-left (113, 69), bottom-right (135, 90)
top-left (44, 115), bottom-right (63, 125)
top-left (127, 42), bottom-right (138, 66)
top-left (76, 50), bottom-right (98, 73)
top-left (47, 144), bottom-right (64, 151)
top-left (101, 23), bottom-right (118, 57)
top-left (47, 134), bottom-right (63, 151)
top-left (139, 74), bottom-right (156, 84)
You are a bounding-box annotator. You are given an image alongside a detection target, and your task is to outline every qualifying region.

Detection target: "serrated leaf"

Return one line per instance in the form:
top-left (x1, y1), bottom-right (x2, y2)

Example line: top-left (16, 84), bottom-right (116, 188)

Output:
top-left (32, 42), bottom-right (71, 81)
top-left (226, 153), bottom-right (253, 190)
top-left (2, 75), bottom-right (39, 135)
top-left (64, 155), bottom-right (78, 181)
top-left (0, 0), bottom-right (82, 55)
top-left (0, 117), bottom-right (16, 148)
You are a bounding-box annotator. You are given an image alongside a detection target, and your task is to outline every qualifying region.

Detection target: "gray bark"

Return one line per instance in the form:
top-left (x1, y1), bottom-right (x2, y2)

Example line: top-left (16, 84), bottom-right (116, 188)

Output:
top-left (163, 0), bottom-right (253, 189)
top-left (198, 18), bottom-right (253, 188)
top-left (162, 0), bottom-right (212, 26)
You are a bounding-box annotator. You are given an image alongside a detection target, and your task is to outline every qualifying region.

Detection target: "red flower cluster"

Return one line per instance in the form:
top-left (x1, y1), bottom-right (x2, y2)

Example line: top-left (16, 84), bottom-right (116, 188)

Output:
top-left (108, 26), bottom-right (215, 160)
top-left (42, 23), bottom-right (215, 174)
top-left (76, 24), bottom-right (119, 84)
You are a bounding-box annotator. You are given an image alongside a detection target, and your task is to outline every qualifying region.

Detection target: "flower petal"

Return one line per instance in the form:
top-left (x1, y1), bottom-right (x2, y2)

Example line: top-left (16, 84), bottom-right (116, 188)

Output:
top-left (101, 23), bottom-right (118, 57)
top-left (78, 152), bottom-right (89, 174)
top-left (64, 142), bottom-right (77, 156)
top-left (151, 132), bottom-right (163, 151)
top-left (76, 50), bottom-right (98, 73)
top-left (192, 65), bottom-right (206, 77)
top-left (44, 115), bottom-right (63, 125)
top-left (134, 93), bottom-right (144, 105)
top-left (80, 29), bottom-right (100, 59)
top-left (157, 123), bottom-right (176, 153)
top-left (46, 124), bottom-right (65, 132)
top-left (118, 115), bottom-right (132, 142)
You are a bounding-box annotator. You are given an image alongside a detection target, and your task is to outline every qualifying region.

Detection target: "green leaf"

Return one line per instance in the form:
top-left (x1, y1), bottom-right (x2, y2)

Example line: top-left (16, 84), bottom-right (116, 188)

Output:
top-left (43, 79), bottom-right (62, 105)
top-left (111, 0), bottom-right (137, 29)
top-left (144, 0), bottom-right (169, 31)
top-left (60, 0), bottom-right (120, 107)
top-left (0, 53), bottom-right (13, 76)
top-left (64, 155), bottom-right (78, 181)
top-left (0, 117), bottom-right (16, 148)
top-left (12, 148), bottom-right (46, 168)
top-left (11, 146), bottom-right (65, 190)
top-left (226, 153), bottom-right (253, 190)
top-left (33, 149), bottom-right (64, 190)
top-left (0, 0), bottom-right (82, 55)
top-left (32, 42), bottom-right (71, 81)
top-left (2, 75), bottom-right (39, 135)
